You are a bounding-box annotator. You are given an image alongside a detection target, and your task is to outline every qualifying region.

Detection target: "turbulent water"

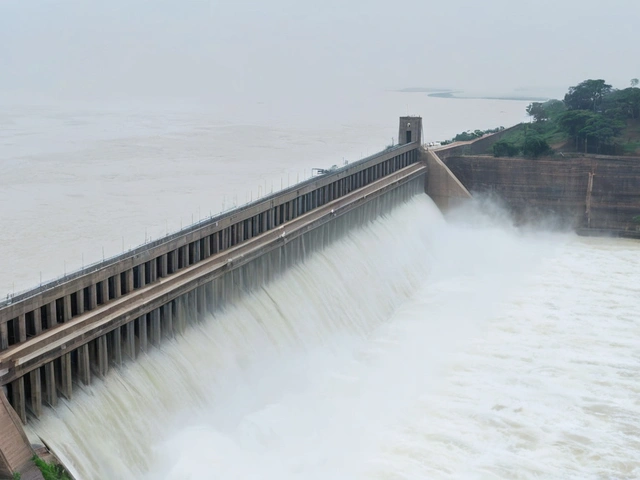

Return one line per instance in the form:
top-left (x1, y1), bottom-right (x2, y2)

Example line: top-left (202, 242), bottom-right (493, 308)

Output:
top-left (27, 195), bottom-right (640, 480)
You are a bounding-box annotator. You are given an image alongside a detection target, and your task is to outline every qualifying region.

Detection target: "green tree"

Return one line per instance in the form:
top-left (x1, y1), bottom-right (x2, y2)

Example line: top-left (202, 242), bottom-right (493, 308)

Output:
top-left (564, 79), bottom-right (612, 112)
top-left (522, 135), bottom-right (551, 157)
top-left (526, 102), bottom-right (548, 122)
top-left (452, 131), bottom-right (477, 142)
top-left (558, 110), bottom-right (596, 137)
top-left (492, 140), bottom-right (520, 157)
top-left (604, 88), bottom-right (640, 120)
top-left (631, 78), bottom-right (639, 88)
top-left (542, 99), bottom-right (566, 118)
top-left (579, 116), bottom-right (625, 153)
top-left (557, 110), bottom-right (597, 150)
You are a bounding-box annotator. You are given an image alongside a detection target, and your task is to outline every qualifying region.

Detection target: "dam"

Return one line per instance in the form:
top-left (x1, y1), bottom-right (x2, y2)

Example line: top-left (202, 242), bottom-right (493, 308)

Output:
top-left (0, 116), bottom-right (473, 477)
top-left (2, 114), bottom-right (640, 479)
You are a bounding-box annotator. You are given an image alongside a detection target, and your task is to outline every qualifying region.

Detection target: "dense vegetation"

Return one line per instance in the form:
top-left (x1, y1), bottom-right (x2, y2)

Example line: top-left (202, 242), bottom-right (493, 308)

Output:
top-left (493, 78), bottom-right (640, 157)
top-left (441, 126), bottom-right (505, 144)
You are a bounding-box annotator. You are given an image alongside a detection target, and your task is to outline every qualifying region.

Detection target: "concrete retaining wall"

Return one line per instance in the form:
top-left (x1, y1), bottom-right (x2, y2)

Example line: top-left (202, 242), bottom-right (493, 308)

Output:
top-left (424, 150), bottom-right (471, 211)
top-left (444, 155), bottom-right (640, 235)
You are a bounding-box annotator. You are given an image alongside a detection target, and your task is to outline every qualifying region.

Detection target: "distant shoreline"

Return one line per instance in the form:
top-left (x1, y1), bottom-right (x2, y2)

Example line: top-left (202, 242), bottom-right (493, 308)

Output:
top-left (396, 88), bottom-right (549, 102)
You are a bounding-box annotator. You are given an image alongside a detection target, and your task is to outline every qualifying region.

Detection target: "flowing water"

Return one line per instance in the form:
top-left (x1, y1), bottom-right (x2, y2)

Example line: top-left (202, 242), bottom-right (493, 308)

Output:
top-left (3, 94), bottom-right (640, 479)
top-left (26, 195), bottom-right (640, 479)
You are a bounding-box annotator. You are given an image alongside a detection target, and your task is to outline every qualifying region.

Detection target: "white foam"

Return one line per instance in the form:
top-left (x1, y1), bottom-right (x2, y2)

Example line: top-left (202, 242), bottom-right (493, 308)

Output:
top-left (29, 196), bottom-right (640, 479)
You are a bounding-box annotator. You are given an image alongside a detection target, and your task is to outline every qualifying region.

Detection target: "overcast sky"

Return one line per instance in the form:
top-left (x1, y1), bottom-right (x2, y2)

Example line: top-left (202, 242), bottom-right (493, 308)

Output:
top-left (1, 0), bottom-right (638, 103)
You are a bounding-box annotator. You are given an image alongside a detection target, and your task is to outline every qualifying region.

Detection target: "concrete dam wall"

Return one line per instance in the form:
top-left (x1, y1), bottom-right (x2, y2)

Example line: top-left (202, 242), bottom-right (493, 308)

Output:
top-left (443, 154), bottom-right (640, 236)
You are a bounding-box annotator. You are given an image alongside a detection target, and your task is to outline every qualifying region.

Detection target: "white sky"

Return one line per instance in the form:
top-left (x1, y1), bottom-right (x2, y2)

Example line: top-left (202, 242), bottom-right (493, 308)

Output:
top-left (1, 0), bottom-right (638, 102)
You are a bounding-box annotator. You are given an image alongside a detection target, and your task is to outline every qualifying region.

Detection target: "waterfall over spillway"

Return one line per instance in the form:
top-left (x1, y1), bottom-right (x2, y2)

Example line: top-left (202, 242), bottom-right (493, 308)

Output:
top-left (26, 192), bottom-right (640, 480)
top-left (27, 185), bottom-right (444, 478)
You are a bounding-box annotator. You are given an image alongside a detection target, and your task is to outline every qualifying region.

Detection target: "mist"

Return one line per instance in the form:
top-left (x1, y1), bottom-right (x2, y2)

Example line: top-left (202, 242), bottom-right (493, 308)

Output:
top-left (1, 0), bottom-right (638, 106)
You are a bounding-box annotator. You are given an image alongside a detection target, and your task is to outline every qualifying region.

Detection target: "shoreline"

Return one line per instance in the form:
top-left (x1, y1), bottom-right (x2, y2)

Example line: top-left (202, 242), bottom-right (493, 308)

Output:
top-left (395, 88), bottom-right (550, 102)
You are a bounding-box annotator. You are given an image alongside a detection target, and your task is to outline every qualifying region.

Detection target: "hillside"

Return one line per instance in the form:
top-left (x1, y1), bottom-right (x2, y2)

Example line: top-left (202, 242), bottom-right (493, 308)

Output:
top-left (442, 79), bottom-right (640, 157)
top-left (498, 116), bottom-right (640, 156)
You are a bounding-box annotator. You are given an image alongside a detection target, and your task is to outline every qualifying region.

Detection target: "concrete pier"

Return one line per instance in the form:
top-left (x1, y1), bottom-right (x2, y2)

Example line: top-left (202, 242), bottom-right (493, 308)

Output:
top-left (113, 274), bottom-right (122, 299)
top-left (126, 270), bottom-right (134, 295)
top-left (46, 302), bottom-right (57, 329)
top-left (96, 335), bottom-right (109, 377)
top-left (125, 321), bottom-right (136, 360)
top-left (160, 254), bottom-right (168, 277)
top-left (0, 322), bottom-right (7, 350)
top-left (29, 369), bottom-right (42, 418)
top-left (11, 377), bottom-right (26, 424)
top-left (162, 303), bottom-right (173, 339)
top-left (59, 353), bottom-right (72, 400)
top-left (100, 281), bottom-right (108, 306)
top-left (78, 343), bottom-right (91, 386)
top-left (76, 289), bottom-right (84, 316)
top-left (33, 309), bottom-right (42, 336)
top-left (63, 296), bottom-right (72, 322)
top-left (196, 287), bottom-right (205, 317)
top-left (44, 362), bottom-right (57, 407)
top-left (18, 314), bottom-right (26, 342)
top-left (138, 316), bottom-right (148, 353)
top-left (110, 328), bottom-right (122, 367)
top-left (150, 310), bottom-right (161, 346)
top-left (88, 286), bottom-right (97, 310)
